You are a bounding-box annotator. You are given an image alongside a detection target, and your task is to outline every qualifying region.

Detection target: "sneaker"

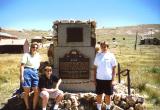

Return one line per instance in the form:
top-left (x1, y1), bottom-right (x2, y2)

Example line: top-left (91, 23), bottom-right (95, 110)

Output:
top-left (52, 104), bottom-right (59, 110)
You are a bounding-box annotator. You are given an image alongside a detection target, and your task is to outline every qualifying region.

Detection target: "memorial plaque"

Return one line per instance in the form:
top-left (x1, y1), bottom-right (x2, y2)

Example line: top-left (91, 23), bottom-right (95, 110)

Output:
top-left (59, 50), bottom-right (89, 79)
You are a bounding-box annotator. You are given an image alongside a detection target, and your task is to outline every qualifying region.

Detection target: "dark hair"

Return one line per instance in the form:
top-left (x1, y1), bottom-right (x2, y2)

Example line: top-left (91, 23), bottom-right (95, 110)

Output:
top-left (44, 64), bottom-right (52, 71)
top-left (100, 41), bottom-right (109, 48)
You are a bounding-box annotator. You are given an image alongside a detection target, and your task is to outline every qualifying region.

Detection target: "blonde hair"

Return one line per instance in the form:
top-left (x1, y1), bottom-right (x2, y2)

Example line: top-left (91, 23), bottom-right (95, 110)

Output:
top-left (95, 43), bottom-right (100, 53)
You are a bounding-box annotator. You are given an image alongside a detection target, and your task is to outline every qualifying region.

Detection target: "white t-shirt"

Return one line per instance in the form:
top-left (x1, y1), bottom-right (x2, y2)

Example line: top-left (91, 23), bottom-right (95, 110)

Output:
top-left (21, 52), bottom-right (41, 69)
top-left (94, 51), bottom-right (117, 80)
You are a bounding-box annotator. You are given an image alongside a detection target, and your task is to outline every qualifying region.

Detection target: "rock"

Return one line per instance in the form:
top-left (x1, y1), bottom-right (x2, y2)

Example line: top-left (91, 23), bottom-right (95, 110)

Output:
top-left (1, 96), bottom-right (25, 110)
top-left (78, 106), bottom-right (85, 110)
top-left (119, 101), bottom-right (129, 109)
top-left (137, 97), bottom-right (145, 104)
top-left (114, 83), bottom-right (128, 94)
top-left (70, 95), bottom-right (79, 109)
top-left (127, 107), bottom-right (134, 110)
top-left (135, 103), bottom-right (146, 110)
top-left (126, 95), bottom-right (137, 107)
top-left (63, 93), bottom-right (72, 100)
top-left (121, 94), bottom-right (127, 101)
top-left (113, 94), bottom-right (122, 105)
top-left (112, 105), bottom-right (124, 110)
top-left (65, 100), bottom-right (72, 109)
top-left (1, 83), bottom-right (146, 110)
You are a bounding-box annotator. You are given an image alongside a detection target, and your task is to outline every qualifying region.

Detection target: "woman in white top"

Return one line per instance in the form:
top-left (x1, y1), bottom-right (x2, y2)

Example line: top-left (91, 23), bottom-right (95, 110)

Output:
top-left (20, 42), bottom-right (41, 110)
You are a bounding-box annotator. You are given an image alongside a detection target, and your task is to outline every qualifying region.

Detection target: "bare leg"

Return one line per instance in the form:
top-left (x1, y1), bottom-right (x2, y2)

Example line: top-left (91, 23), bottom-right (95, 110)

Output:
top-left (55, 94), bottom-right (63, 104)
top-left (105, 95), bottom-right (111, 109)
top-left (23, 87), bottom-right (30, 109)
top-left (97, 94), bottom-right (103, 104)
top-left (41, 91), bottom-right (49, 109)
top-left (53, 92), bottom-right (63, 109)
top-left (96, 94), bottom-right (103, 110)
top-left (104, 95), bottom-right (111, 105)
top-left (32, 87), bottom-right (39, 110)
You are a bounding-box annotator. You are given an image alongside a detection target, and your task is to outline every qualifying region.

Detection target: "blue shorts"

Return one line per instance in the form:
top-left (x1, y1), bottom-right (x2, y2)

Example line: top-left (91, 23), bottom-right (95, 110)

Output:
top-left (22, 68), bottom-right (39, 88)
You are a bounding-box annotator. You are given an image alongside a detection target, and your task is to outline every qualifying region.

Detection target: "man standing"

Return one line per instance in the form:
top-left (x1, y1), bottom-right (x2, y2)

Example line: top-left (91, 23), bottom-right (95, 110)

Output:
top-left (39, 65), bottom-right (63, 110)
top-left (47, 44), bottom-right (54, 65)
top-left (94, 41), bottom-right (117, 110)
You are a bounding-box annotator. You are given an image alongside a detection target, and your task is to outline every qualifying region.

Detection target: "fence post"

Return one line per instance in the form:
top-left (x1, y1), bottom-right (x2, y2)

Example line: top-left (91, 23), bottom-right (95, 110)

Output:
top-left (127, 69), bottom-right (131, 95)
top-left (117, 63), bottom-right (131, 95)
top-left (118, 63), bottom-right (121, 83)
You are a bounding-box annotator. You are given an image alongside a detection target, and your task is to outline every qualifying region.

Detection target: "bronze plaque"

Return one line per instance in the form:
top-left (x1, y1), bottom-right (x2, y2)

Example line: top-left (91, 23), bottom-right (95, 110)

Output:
top-left (59, 50), bottom-right (89, 79)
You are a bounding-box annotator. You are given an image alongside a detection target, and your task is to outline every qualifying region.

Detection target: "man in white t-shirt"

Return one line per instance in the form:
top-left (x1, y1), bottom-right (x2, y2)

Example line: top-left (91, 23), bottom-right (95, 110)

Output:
top-left (94, 41), bottom-right (117, 110)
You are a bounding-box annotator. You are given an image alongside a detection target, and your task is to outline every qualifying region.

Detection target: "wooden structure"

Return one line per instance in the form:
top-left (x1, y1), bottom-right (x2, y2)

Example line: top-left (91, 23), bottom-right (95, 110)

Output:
top-left (0, 39), bottom-right (29, 53)
top-left (140, 36), bottom-right (160, 45)
top-left (31, 36), bottom-right (43, 43)
top-left (0, 32), bottom-right (17, 39)
top-left (43, 36), bottom-right (53, 41)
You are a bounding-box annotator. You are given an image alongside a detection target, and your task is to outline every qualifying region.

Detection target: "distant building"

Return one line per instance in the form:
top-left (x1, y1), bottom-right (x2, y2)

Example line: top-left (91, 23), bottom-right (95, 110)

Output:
top-left (0, 39), bottom-right (29, 53)
top-left (31, 36), bottom-right (43, 43)
top-left (140, 36), bottom-right (160, 45)
top-left (43, 35), bottom-right (53, 41)
top-left (0, 32), bottom-right (17, 39)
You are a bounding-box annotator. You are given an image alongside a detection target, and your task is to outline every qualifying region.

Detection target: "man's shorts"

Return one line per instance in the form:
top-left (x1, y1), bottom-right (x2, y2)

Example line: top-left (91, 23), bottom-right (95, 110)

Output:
top-left (96, 79), bottom-right (113, 95)
top-left (22, 68), bottom-right (39, 88)
top-left (40, 90), bottom-right (63, 99)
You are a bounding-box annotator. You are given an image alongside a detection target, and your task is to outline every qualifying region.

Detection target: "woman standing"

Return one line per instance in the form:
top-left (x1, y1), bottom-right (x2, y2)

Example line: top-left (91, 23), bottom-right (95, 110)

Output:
top-left (20, 42), bottom-right (41, 110)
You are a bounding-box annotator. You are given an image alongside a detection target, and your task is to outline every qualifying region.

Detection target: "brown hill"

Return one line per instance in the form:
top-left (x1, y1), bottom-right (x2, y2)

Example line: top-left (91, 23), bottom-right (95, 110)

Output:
top-left (96, 24), bottom-right (160, 37)
top-left (0, 28), bottom-right (50, 42)
top-left (1, 24), bottom-right (160, 40)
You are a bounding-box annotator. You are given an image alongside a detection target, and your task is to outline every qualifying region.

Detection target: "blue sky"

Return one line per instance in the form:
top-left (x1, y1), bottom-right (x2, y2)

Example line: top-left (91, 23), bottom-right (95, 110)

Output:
top-left (0, 0), bottom-right (160, 30)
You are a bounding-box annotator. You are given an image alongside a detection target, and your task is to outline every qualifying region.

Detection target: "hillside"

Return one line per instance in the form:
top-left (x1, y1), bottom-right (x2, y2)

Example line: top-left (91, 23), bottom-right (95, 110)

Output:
top-left (96, 24), bottom-right (160, 37)
top-left (0, 28), bottom-right (51, 42)
top-left (1, 24), bottom-right (160, 40)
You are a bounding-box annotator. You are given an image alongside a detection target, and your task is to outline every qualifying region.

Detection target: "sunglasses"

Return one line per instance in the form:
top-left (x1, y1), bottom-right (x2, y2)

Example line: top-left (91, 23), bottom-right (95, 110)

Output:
top-left (45, 69), bottom-right (52, 72)
top-left (31, 46), bottom-right (38, 49)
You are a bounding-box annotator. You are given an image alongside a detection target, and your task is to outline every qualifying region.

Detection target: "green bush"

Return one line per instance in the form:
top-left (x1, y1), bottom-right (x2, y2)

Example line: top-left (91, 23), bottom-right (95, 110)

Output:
top-left (148, 67), bottom-right (160, 74)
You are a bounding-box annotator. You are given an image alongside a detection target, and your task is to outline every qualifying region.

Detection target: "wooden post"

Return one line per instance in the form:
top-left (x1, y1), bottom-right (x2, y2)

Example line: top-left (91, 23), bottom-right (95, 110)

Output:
top-left (134, 31), bottom-right (138, 50)
top-left (118, 63), bottom-right (121, 83)
top-left (127, 69), bottom-right (131, 95)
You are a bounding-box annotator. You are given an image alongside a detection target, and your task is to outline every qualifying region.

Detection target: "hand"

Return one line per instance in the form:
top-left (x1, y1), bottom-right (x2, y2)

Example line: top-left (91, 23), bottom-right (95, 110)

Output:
top-left (55, 86), bottom-right (59, 90)
top-left (51, 88), bottom-right (58, 92)
top-left (20, 77), bottom-right (24, 83)
top-left (93, 80), bottom-right (97, 86)
top-left (112, 80), bottom-right (117, 86)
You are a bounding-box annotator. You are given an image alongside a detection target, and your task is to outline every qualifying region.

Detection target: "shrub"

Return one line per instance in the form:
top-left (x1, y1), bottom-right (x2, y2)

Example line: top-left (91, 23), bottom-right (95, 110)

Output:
top-left (148, 67), bottom-right (160, 74)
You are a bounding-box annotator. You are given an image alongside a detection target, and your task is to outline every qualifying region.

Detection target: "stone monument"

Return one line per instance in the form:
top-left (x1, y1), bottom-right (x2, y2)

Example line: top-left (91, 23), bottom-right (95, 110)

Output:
top-left (52, 20), bottom-right (96, 92)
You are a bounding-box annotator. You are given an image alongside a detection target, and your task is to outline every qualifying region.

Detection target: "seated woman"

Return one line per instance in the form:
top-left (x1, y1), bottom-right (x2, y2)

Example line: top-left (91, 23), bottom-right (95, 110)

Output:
top-left (39, 65), bottom-right (63, 110)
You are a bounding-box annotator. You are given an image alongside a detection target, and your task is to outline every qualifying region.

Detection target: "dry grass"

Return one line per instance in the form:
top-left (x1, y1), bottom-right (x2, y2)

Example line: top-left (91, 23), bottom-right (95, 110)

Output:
top-left (0, 54), bottom-right (21, 105)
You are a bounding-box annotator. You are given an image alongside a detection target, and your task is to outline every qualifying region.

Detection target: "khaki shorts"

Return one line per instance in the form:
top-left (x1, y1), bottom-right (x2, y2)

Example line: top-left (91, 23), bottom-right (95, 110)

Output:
top-left (40, 90), bottom-right (63, 99)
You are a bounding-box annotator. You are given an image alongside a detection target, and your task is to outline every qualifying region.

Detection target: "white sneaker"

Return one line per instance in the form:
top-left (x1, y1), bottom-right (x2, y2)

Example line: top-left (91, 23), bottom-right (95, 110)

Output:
top-left (52, 104), bottom-right (59, 110)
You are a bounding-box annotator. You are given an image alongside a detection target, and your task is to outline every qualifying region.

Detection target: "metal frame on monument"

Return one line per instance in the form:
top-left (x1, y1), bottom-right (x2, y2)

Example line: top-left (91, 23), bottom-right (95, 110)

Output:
top-left (59, 49), bottom-right (89, 79)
